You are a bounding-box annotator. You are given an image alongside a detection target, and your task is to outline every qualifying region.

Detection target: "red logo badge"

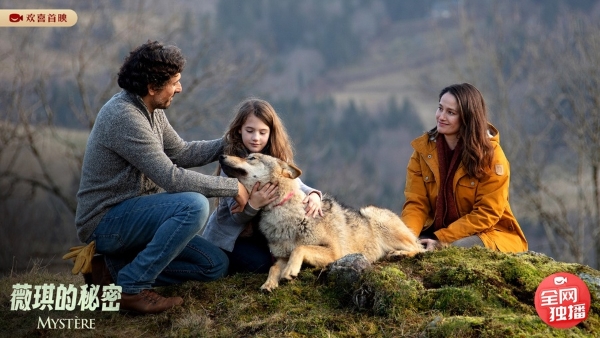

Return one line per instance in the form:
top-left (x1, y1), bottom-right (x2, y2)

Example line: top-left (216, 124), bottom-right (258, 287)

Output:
top-left (9, 13), bottom-right (23, 22)
top-left (535, 272), bottom-right (591, 329)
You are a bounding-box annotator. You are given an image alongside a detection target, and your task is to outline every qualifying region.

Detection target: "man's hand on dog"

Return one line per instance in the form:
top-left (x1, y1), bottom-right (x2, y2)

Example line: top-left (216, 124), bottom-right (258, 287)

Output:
top-left (232, 182), bottom-right (250, 213)
top-left (303, 192), bottom-right (324, 218)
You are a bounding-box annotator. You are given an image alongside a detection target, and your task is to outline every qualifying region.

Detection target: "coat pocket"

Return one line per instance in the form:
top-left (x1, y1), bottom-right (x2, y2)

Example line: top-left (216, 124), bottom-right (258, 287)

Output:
top-left (456, 177), bottom-right (477, 214)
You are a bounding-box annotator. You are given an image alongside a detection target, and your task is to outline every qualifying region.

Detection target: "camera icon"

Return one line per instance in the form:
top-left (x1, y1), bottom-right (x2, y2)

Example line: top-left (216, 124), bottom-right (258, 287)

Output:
top-left (9, 13), bottom-right (23, 22)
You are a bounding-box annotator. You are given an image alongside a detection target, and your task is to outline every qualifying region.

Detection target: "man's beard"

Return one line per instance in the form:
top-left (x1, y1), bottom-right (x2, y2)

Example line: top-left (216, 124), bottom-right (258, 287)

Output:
top-left (155, 97), bottom-right (173, 110)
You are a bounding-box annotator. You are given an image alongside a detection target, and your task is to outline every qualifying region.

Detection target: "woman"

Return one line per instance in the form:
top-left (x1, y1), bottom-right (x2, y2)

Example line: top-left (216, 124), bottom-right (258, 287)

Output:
top-left (400, 83), bottom-right (527, 252)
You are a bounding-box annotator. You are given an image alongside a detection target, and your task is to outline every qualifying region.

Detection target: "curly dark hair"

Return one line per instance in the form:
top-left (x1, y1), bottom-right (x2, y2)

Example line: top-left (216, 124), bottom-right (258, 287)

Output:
top-left (117, 40), bottom-right (186, 96)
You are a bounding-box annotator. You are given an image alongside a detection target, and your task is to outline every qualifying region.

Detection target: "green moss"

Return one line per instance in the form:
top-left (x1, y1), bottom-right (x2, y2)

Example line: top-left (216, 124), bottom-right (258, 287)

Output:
top-left (3, 248), bottom-right (600, 337)
top-left (499, 257), bottom-right (545, 292)
top-left (422, 316), bottom-right (484, 338)
top-left (424, 264), bottom-right (481, 288)
top-left (480, 314), bottom-right (600, 338)
top-left (422, 314), bottom-right (600, 338)
top-left (361, 266), bottom-right (424, 318)
top-left (429, 286), bottom-right (485, 316)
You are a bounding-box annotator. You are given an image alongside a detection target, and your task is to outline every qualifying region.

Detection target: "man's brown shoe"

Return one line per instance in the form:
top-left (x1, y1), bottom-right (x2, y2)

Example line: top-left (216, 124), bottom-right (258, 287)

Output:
top-left (120, 289), bottom-right (183, 314)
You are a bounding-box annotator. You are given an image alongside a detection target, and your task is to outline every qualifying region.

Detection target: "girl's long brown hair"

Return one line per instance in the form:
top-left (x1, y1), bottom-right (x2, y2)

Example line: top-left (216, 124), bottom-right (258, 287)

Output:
top-left (428, 83), bottom-right (494, 179)
top-left (215, 98), bottom-right (295, 176)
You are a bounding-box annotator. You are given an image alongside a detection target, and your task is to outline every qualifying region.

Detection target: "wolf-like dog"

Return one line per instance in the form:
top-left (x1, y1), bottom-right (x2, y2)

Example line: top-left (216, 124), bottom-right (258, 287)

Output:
top-left (219, 153), bottom-right (424, 291)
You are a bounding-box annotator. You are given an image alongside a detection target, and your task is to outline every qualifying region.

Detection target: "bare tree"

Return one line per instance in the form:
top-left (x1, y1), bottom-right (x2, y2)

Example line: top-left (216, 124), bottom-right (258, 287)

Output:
top-left (426, 2), bottom-right (600, 266)
top-left (0, 1), bottom-right (265, 274)
top-left (528, 12), bottom-right (600, 267)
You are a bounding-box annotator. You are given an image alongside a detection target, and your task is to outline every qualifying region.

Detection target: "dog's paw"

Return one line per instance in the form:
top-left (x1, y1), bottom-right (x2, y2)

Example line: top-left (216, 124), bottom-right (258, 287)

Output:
top-left (280, 266), bottom-right (300, 281)
top-left (387, 248), bottom-right (425, 260)
top-left (260, 281), bottom-right (279, 292)
top-left (386, 250), bottom-right (412, 261)
top-left (280, 272), bottom-right (297, 281)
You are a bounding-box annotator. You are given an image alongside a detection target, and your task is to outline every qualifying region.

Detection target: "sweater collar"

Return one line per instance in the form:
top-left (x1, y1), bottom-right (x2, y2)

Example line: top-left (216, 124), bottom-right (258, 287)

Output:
top-left (121, 90), bottom-right (154, 114)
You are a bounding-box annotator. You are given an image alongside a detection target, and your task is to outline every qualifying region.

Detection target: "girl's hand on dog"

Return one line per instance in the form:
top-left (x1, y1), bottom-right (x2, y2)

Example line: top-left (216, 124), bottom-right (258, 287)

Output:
top-left (248, 182), bottom-right (279, 209)
top-left (303, 192), bottom-right (324, 218)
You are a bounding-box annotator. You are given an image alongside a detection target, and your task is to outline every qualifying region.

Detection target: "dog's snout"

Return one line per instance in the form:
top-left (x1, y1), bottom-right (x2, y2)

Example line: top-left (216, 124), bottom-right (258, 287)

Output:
top-left (219, 155), bottom-right (226, 160)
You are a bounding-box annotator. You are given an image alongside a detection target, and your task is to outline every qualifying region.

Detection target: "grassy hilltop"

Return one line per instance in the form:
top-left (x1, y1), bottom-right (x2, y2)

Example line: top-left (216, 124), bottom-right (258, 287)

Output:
top-left (1, 247), bottom-right (600, 337)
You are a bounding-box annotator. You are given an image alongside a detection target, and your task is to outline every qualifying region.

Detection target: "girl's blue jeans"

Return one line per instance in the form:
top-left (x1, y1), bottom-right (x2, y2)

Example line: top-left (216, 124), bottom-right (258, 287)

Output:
top-left (87, 192), bottom-right (229, 294)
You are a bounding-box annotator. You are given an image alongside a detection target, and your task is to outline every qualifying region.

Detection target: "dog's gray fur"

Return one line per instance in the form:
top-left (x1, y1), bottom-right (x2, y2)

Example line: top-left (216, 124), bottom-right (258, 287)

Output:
top-left (219, 153), bottom-right (424, 291)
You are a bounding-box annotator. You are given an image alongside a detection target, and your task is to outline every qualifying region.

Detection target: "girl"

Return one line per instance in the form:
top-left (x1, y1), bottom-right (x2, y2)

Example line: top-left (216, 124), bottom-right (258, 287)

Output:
top-left (400, 83), bottom-right (527, 252)
top-left (202, 98), bottom-right (323, 273)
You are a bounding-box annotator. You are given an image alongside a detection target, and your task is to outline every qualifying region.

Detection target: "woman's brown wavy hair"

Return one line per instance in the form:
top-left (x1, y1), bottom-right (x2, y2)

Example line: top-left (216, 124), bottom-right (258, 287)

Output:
top-left (428, 83), bottom-right (494, 179)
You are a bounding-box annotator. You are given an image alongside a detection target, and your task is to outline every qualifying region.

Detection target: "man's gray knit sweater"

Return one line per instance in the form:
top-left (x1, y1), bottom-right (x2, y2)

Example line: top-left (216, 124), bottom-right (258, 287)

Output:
top-left (75, 90), bottom-right (239, 243)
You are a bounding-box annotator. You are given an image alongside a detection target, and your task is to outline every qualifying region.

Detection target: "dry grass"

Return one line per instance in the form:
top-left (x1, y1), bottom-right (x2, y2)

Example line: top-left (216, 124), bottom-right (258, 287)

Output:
top-left (1, 248), bottom-right (600, 337)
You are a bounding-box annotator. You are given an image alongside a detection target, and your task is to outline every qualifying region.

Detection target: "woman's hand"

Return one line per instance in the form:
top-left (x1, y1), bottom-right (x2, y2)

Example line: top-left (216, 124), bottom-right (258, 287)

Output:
top-left (247, 182), bottom-right (279, 209)
top-left (419, 238), bottom-right (442, 251)
top-left (303, 192), bottom-right (323, 218)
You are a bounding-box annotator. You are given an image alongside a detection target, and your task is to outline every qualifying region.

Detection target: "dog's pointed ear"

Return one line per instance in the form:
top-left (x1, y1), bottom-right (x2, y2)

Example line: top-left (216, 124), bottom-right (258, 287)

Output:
top-left (278, 159), bottom-right (302, 179)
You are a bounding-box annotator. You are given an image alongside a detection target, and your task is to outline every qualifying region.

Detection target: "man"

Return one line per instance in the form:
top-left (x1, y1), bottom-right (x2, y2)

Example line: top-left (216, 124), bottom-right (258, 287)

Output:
top-left (75, 41), bottom-right (249, 314)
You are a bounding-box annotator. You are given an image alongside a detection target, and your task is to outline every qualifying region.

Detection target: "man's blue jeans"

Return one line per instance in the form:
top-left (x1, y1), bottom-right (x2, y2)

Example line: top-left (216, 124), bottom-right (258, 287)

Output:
top-left (226, 232), bottom-right (273, 274)
top-left (87, 192), bottom-right (229, 294)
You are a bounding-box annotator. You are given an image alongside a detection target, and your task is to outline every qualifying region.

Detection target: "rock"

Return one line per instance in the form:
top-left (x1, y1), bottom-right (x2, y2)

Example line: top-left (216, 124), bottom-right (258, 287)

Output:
top-left (579, 272), bottom-right (600, 299)
top-left (325, 254), bottom-right (371, 285)
top-left (321, 253), bottom-right (372, 305)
